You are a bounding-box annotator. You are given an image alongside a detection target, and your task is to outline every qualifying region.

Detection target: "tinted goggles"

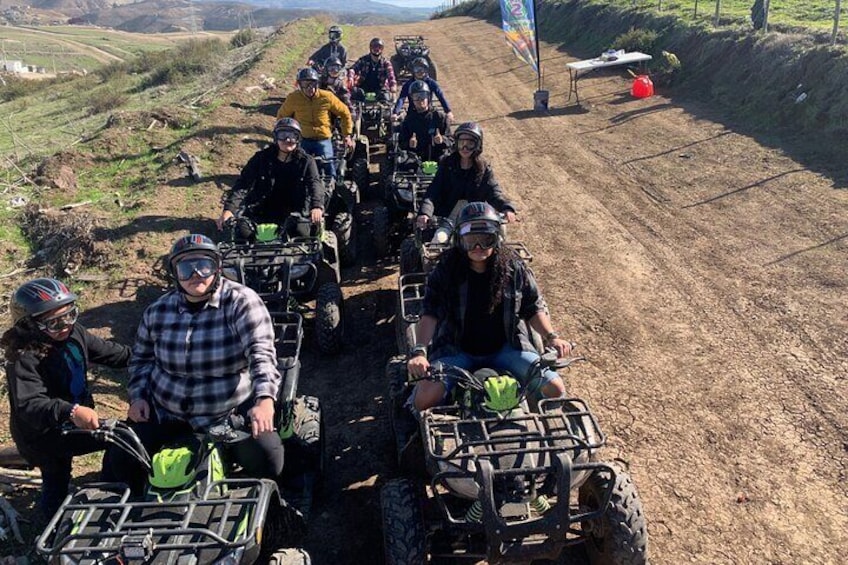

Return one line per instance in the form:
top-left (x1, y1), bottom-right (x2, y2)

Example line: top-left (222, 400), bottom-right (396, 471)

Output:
top-left (327, 65), bottom-right (343, 74)
top-left (457, 137), bottom-right (479, 151)
top-left (175, 257), bottom-right (218, 281)
top-left (460, 232), bottom-right (498, 251)
top-left (411, 93), bottom-right (429, 102)
top-left (299, 80), bottom-right (318, 90)
top-left (275, 130), bottom-right (301, 143)
top-left (36, 305), bottom-right (79, 332)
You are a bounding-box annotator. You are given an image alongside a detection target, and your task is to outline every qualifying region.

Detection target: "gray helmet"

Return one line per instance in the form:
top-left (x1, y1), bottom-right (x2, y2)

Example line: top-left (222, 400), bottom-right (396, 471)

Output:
top-left (454, 202), bottom-right (503, 249)
top-left (324, 56), bottom-right (343, 76)
top-left (454, 121), bottom-right (484, 153)
top-left (167, 234), bottom-right (221, 290)
top-left (411, 57), bottom-right (429, 75)
top-left (10, 278), bottom-right (77, 326)
top-left (328, 25), bottom-right (342, 42)
top-left (370, 37), bottom-right (384, 53)
top-left (274, 117), bottom-right (302, 141)
top-left (297, 67), bottom-right (320, 83)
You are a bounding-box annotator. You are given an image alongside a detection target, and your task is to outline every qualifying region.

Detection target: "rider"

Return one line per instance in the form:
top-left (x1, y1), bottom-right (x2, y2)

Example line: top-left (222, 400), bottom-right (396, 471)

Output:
top-left (277, 67), bottom-right (354, 180)
top-left (406, 202), bottom-right (575, 412)
top-left (416, 122), bottom-right (517, 229)
top-left (351, 37), bottom-right (397, 103)
top-left (398, 80), bottom-right (451, 162)
top-left (217, 117), bottom-right (325, 234)
top-left (107, 234), bottom-right (285, 494)
top-left (1, 278), bottom-right (131, 517)
top-left (319, 55), bottom-right (354, 113)
top-left (393, 57), bottom-right (453, 123)
top-left (308, 25), bottom-right (348, 68)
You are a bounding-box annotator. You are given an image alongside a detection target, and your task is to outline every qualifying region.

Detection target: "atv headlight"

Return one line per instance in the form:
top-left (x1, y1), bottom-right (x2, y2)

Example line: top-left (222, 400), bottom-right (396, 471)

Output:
top-left (213, 547), bottom-right (245, 565)
top-left (397, 188), bottom-right (414, 203)
top-left (290, 264), bottom-right (310, 279)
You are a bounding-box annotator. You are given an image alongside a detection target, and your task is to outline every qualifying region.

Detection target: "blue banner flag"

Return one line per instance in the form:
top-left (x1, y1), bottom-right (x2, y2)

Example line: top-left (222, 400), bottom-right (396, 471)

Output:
top-left (499, 0), bottom-right (539, 73)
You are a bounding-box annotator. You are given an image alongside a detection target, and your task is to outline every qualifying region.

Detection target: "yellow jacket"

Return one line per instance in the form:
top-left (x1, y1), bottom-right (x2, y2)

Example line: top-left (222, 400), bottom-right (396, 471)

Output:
top-left (276, 89), bottom-right (353, 140)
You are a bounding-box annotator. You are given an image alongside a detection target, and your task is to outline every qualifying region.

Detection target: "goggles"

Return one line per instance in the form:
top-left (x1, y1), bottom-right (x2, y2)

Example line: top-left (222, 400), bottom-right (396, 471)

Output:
top-left (175, 257), bottom-right (218, 281)
top-left (460, 232), bottom-right (498, 251)
top-left (327, 65), bottom-right (342, 74)
top-left (299, 80), bottom-right (318, 90)
top-left (411, 93), bottom-right (429, 102)
top-left (275, 130), bottom-right (301, 143)
top-left (36, 305), bottom-right (79, 332)
top-left (457, 137), bottom-right (479, 150)
top-left (413, 67), bottom-right (428, 75)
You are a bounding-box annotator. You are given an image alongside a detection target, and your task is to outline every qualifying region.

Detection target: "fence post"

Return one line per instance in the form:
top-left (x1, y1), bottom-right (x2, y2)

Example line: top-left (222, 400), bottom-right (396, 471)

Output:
top-left (694, 0), bottom-right (699, 18)
top-left (713, 0), bottom-right (721, 26)
top-left (763, 0), bottom-right (770, 31)
top-left (834, 0), bottom-right (843, 44)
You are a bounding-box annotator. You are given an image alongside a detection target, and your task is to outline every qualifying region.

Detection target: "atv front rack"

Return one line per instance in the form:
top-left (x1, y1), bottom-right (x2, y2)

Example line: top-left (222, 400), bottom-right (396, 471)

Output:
top-left (37, 478), bottom-right (287, 564)
top-left (270, 311), bottom-right (303, 371)
top-left (398, 272), bottom-right (427, 325)
top-left (220, 239), bottom-right (323, 307)
top-left (422, 399), bottom-right (613, 564)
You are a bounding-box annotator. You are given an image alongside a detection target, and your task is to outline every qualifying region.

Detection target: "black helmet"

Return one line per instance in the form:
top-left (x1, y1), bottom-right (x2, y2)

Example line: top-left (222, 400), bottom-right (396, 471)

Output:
top-left (273, 117), bottom-right (302, 141)
top-left (454, 121), bottom-right (484, 153)
top-left (10, 278), bottom-right (77, 326)
top-left (328, 25), bottom-right (342, 42)
top-left (297, 67), bottom-right (320, 83)
top-left (412, 57), bottom-right (429, 74)
top-left (454, 202), bottom-right (502, 249)
top-left (370, 37), bottom-right (384, 52)
top-left (324, 56), bottom-right (343, 75)
top-left (167, 234), bottom-right (221, 285)
top-left (409, 80), bottom-right (431, 97)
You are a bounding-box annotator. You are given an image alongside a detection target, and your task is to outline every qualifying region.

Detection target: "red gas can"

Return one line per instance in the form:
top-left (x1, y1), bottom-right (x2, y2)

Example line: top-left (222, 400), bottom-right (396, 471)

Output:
top-left (631, 75), bottom-right (654, 98)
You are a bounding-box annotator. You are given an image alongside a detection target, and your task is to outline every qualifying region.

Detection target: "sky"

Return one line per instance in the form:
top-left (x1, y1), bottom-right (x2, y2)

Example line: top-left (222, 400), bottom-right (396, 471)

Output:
top-left (371, 0), bottom-right (445, 7)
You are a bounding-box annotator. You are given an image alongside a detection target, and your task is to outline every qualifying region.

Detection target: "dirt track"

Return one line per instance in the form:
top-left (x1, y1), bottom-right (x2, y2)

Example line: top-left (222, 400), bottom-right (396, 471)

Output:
top-left (4, 14), bottom-right (845, 565)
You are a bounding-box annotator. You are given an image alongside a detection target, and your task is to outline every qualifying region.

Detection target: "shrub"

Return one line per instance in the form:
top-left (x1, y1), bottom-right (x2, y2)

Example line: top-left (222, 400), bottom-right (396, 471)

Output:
top-left (135, 39), bottom-right (227, 89)
top-left (87, 88), bottom-right (128, 115)
top-left (612, 27), bottom-right (660, 54)
top-left (230, 28), bottom-right (256, 48)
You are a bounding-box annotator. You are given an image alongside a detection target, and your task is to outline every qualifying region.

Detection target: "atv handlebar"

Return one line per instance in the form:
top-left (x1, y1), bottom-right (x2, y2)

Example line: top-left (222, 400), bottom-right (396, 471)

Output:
top-left (62, 419), bottom-right (152, 473)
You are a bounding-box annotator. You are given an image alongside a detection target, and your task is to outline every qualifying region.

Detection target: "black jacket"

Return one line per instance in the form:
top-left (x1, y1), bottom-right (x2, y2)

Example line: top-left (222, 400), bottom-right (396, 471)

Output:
top-left (310, 43), bottom-right (348, 67)
top-left (5, 324), bottom-right (130, 461)
top-left (224, 145), bottom-right (325, 224)
top-left (422, 249), bottom-right (546, 359)
top-left (399, 109), bottom-right (451, 162)
top-left (418, 154), bottom-right (516, 218)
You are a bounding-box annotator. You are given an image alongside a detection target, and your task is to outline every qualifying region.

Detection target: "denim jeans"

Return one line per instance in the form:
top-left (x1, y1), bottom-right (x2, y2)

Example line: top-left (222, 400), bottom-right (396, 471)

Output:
top-left (434, 344), bottom-right (558, 398)
top-left (300, 138), bottom-right (335, 181)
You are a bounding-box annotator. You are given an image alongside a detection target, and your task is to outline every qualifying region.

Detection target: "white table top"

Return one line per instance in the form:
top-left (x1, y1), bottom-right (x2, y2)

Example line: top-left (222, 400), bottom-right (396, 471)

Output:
top-left (567, 52), bottom-right (652, 71)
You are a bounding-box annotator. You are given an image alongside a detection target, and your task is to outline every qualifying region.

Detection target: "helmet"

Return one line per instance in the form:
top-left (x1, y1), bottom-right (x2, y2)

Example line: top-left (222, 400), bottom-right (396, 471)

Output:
top-left (409, 80), bottom-right (430, 96)
top-left (273, 117), bottom-right (302, 139)
top-left (297, 67), bottom-right (320, 83)
top-left (454, 202), bottom-right (502, 249)
top-left (411, 57), bottom-right (429, 74)
top-left (167, 234), bottom-right (221, 283)
top-left (369, 37), bottom-right (384, 52)
top-left (454, 121), bottom-right (484, 152)
top-left (10, 278), bottom-right (77, 325)
top-left (324, 56), bottom-right (343, 75)
top-left (328, 25), bottom-right (342, 42)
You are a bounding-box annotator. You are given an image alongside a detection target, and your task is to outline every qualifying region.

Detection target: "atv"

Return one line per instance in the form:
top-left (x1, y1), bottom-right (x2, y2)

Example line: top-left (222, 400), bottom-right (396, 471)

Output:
top-left (381, 353), bottom-right (649, 565)
top-left (372, 146), bottom-right (439, 259)
top-left (316, 142), bottom-right (359, 268)
top-left (392, 35), bottom-right (437, 81)
top-left (219, 215), bottom-right (344, 355)
top-left (37, 313), bottom-right (323, 564)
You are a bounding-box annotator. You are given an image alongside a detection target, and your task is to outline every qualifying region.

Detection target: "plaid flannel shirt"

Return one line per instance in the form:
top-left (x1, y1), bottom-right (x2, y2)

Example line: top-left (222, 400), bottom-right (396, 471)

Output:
top-left (128, 278), bottom-right (280, 430)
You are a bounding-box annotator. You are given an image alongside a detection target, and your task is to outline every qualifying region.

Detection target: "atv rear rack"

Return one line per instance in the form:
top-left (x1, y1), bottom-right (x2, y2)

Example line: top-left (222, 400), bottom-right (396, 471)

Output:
top-left (220, 239), bottom-right (323, 305)
top-left (37, 478), bottom-right (284, 563)
top-left (398, 272), bottom-right (427, 324)
top-left (270, 311), bottom-right (303, 370)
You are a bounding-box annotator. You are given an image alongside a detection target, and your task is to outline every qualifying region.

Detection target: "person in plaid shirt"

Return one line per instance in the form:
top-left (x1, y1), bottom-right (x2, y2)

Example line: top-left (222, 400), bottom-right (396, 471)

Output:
top-left (107, 234), bottom-right (284, 493)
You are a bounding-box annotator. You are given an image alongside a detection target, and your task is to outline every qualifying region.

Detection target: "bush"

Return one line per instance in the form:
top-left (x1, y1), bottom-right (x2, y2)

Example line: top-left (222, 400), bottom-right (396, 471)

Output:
top-left (87, 88), bottom-right (128, 115)
top-left (0, 75), bottom-right (67, 102)
top-left (96, 61), bottom-right (129, 82)
top-left (612, 27), bottom-right (660, 54)
top-left (135, 39), bottom-right (227, 89)
top-left (230, 28), bottom-right (256, 48)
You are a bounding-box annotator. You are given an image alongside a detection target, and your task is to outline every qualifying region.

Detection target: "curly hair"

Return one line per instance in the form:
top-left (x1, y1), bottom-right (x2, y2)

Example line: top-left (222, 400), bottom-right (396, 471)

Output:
top-left (1, 320), bottom-right (53, 362)
top-left (441, 243), bottom-right (518, 314)
top-left (443, 150), bottom-right (488, 186)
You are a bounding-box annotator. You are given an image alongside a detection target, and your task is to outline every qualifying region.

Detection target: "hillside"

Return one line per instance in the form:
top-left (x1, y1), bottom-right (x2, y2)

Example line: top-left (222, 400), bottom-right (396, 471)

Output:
top-left (0, 6), bottom-right (846, 565)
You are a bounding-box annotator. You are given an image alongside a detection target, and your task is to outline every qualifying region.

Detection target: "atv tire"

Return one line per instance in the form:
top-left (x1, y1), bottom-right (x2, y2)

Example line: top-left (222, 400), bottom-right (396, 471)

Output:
top-left (315, 282), bottom-right (344, 354)
top-left (372, 204), bottom-right (391, 258)
top-left (390, 54), bottom-right (407, 83)
top-left (269, 548), bottom-right (311, 565)
top-left (292, 395), bottom-right (324, 479)
top-left (578, 464), bottom-right (649, 565)
top-left (332, 211), bottom-right (357, 267)
top-left (351, 156), bottom-right (371, 200)
top-left (425, 56), bottom-right (437, 81)
top-left (381, 479), bottom-right (426, 565)
top-left (399, 236), bottom-right (421, 276)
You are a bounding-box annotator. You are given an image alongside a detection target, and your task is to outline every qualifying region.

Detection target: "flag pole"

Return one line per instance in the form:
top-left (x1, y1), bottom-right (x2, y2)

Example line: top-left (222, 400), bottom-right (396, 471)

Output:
top-left (533, 0), bottom-right (541, 92)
